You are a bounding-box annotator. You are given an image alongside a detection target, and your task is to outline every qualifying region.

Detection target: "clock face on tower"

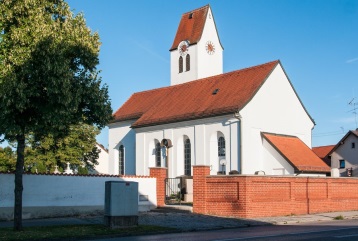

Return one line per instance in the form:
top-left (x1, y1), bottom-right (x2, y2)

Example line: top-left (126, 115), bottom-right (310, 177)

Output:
top-left (178, 40), bottom-right (189, 56)
top-left (205, 41), bottom-right (215, 55)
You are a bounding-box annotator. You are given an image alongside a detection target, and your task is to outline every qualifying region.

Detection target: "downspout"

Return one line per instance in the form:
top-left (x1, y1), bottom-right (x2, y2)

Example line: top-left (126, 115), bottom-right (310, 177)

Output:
top-left (194, 125), bottom-right (196, 166)
top-left (234, 111), bottom-right (242, 174)
top-left (229, 121), bottom-right (232, 172)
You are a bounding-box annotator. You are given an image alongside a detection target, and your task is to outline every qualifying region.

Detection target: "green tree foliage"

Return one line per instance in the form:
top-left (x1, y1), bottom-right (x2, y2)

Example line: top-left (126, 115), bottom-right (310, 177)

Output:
top-left (0, 146), bottom-right (16, 172)
top-left (1, 123), bottom-right (101, 174)
top-left (0, 0), bottom-right (112, 230)
top-left (25, 123), bottom-right (101, 174)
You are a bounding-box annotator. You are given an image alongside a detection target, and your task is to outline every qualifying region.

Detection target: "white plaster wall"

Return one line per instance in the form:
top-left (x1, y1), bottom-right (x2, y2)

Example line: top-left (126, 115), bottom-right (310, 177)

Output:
top-left (196, 7), bottom-right (223, 79)
top-left (0, 174), bottom-right (156, 219)
top-left (170, 45), bottom-right (198, 86)
top-left (331, 134), bottom-right (358, 176)
top-left (206, 120), bottom-right (237, 175)
top-left (135, 115), bottom-right (239, 177)
top-left (170, 7), bottom-right (223, 86)
top-left (136, 130), bottom-right (164, 176)
top-left (0, 174), bottom-right (157, 208)
top-left (135, 132), bottom-right (146, 175)
top-left (240, 64), bottom-right (314, 175)
top-left (93, 144), bottom-right (109, 174)
top-left (262, 138), bottom-right (295, 175)
top-left (108, 121), bottom-right (136, 175)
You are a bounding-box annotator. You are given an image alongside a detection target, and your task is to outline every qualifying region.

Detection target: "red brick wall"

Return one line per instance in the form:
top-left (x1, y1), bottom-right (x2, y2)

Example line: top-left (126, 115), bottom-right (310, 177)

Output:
top-left (193, 166), bottom-right (358, 218)
top-left (149, 167), bottom-right (167, 207)
top-left (193, 166), bottom-right (210, 213)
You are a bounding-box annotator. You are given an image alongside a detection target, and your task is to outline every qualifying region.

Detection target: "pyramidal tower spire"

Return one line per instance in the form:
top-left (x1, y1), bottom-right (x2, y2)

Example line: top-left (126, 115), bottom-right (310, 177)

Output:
top-left (169, 5), bottom-right (223, 86)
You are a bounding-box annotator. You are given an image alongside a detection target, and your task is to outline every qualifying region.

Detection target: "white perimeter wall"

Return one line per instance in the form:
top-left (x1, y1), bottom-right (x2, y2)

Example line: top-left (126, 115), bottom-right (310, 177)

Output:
top-left (0, 173), bottom-right (156, 220)
top-left (240, 64), bottom-right (314, 175)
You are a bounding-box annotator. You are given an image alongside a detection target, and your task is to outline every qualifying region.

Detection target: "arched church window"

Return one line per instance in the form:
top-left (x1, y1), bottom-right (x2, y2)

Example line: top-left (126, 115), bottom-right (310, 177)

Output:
top-left (155, 141), bottom-right (161, 167)
top-left (184, 138), bottom-right (191, 176)
top-left (119, 145), bottom-right (124, 175)
top-left (218, 137), bottom-right (226, 157)
top-left (179, 56), bottom-right (183, 73)
top-left (186, 54), bottom-right (190, 71)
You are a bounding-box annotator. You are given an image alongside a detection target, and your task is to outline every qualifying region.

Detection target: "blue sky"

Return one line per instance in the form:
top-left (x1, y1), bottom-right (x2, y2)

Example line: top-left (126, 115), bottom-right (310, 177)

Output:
top-left (48, 1), bottom-right (358, 147)
top-left (68, 0), bottom-right (358, 146)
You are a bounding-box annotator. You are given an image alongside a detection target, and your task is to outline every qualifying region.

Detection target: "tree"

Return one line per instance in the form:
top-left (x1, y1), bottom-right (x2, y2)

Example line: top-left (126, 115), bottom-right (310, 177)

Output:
top-left (0, 123), bottom-right (101, 174)
top-left (0, 0), bottom-right (112, 230)
top-left (25, 123), bottom-right (101, 173)
top-left (0, 146), bottom-right (16, 172)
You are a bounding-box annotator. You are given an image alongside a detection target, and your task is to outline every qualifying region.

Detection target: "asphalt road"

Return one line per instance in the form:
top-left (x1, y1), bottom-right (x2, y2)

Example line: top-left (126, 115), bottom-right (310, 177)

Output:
top-left (87, 219), bottom-right (358, 241)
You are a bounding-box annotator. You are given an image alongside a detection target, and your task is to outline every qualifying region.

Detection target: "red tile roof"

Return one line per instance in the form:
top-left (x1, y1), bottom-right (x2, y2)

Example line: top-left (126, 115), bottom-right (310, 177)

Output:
top-left (262, 133), bottom-right (331, 173)
top-left (112, 60), bottom-right (279, 127)
top-left (170, 5), bottom-right (209, 51)
top-left (312, 145), bottom-right (335, 159)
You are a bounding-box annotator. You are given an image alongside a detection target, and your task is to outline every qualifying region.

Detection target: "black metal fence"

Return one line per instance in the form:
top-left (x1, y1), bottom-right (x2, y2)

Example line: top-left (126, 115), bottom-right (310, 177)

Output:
top-left (164, 177), bottom-right (182, 205)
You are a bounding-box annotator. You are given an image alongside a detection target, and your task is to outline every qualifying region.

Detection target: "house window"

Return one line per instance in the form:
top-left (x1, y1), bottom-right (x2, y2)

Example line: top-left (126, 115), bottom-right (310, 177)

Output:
top-left (352, 142), bottom-right (355, 149)
top-left (118, 145), bottom-right (124, 175)
top-left (179, 56), bottom-right (183, 73)
top-left (184, 138), bottom-right (191, 176)
top-left (218, 136), bottom-right (226, 157)
top-left (339, 159), bottom-right (345, 169)
top-left (155, 142), bottom-right (161, 167)
top-left (186, 54), bottom-right (190, 71)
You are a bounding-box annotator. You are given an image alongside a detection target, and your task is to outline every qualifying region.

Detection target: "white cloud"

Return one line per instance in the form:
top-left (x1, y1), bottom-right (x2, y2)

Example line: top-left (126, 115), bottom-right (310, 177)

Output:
top-left (346, 57), bottom-right (358, 63)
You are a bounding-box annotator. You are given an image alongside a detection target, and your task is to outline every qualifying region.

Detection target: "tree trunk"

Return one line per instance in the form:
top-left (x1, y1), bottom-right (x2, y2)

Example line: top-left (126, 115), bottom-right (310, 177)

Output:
top-left (14, 133), bottom-right (25, 231)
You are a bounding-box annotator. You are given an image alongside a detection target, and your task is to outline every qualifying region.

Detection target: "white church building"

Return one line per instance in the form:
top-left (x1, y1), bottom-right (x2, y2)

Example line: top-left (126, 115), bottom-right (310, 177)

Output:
top-left (108, 5), bottom-right (329, 177)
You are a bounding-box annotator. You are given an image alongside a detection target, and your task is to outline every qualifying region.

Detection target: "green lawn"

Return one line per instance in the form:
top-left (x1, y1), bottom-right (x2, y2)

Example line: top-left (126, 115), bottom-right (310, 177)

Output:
top-left (0, 224), bottom-right (177, 241)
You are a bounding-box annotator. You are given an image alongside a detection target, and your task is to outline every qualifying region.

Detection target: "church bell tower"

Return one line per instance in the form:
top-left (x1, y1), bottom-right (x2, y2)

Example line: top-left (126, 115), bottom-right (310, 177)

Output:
top-left (169, 5), bottom-right (223, 86)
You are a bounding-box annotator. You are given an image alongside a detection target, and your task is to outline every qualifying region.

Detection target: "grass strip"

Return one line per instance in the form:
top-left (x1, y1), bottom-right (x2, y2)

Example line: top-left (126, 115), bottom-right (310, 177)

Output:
top-left (0, 224), bottom-right (177, 241)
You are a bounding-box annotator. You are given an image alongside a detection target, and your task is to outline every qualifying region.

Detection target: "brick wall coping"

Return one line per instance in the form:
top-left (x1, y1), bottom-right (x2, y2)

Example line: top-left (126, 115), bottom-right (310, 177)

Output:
top-left (205, 174), bottom-right (358, 180)
top-left (0, 172), bottom-right (153, 178)
top-left (149, 167), bottom-right (168, 169)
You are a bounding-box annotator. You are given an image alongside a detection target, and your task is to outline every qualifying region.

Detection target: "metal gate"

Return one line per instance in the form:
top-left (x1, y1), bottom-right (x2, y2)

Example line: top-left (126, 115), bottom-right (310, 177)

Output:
top-left (165, 177), bottom-right (182, 205)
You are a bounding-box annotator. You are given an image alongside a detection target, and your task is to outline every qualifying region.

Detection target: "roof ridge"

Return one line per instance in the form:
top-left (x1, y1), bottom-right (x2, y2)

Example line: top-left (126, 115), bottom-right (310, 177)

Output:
top-left (182, 4), bottom-right (210, 15)
top-left (131, 60), bottom-right (280, 95)
top-left (224, 60), bottom-right (279, 76)
top-left (132, 85), bottom-right (173, 95)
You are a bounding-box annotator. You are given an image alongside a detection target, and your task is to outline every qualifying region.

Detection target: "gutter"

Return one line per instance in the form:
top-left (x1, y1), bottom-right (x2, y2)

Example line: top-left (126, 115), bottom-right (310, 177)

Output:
top-left (234, 111), bottom-right (243, 174)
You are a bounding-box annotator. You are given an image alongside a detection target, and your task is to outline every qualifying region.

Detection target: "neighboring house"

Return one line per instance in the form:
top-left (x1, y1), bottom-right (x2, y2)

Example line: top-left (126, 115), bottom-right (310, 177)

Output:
top-left (91, 143), bottom-right (109, 174)
top-left (312, 145), bottom-right (335, 166)
top-left (108, 4), bottom-right (329, 177)
top-left (327, 130), bottom-right (358, 177)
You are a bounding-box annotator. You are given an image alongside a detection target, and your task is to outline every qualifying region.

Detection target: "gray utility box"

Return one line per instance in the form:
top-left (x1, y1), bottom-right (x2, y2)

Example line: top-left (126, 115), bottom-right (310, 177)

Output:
top-left (104, 181), bottom-right (138, 228)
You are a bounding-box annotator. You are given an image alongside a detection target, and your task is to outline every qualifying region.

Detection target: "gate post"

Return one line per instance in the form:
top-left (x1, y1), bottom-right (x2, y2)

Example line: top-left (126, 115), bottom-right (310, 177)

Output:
top-left (193, 165), bottom-right (210, 214)
top-left (150, 167), bottom-right (167, 207)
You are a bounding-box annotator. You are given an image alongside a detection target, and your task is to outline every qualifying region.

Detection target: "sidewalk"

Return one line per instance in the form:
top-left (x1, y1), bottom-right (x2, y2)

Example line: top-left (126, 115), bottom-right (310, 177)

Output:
top-left (253, 210), bottom-right (358, 225)
top-left (1, 208), bottom-right (358, 231)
